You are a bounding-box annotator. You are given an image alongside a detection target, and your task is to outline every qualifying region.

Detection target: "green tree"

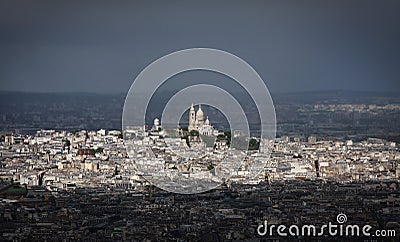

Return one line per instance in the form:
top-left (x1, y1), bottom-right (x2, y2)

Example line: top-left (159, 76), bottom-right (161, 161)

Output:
top-left (63, 139), bottom-right (71, 147)
top-left (224, 131), bottom-right (231, 142)
top-left (94, 147), bottom-right (104, 153)
top-left (216, 134), bottom-right (226, 140)
top-left (190, 130), bottom-right (199, 137)
top-left (248, 138), bottom-right (260, 150)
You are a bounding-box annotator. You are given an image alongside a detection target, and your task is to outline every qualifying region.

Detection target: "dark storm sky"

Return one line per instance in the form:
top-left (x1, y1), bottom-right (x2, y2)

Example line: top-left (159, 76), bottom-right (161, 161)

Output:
top-left (0, 0), bottom-right (399, 93)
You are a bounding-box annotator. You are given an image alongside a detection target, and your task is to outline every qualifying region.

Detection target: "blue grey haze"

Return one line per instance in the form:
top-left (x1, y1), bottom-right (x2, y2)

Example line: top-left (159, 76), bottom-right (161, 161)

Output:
top-left (0, 0), bottom-right (399, 94)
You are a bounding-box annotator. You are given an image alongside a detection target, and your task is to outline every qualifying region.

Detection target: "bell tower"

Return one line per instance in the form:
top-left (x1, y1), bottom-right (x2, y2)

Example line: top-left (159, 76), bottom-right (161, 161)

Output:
top-left (189, 103), bottom-right (196, 131)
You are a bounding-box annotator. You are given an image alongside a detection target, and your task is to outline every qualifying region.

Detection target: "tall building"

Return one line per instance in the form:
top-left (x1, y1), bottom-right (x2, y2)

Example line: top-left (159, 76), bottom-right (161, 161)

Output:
top-left (188, 104), bottom-right (215, 136)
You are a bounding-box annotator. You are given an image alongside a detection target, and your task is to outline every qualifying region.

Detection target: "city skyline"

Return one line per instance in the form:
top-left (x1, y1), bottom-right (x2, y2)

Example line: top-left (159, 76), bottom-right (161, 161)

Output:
top-left (1, 1), bottom-right (399, 240)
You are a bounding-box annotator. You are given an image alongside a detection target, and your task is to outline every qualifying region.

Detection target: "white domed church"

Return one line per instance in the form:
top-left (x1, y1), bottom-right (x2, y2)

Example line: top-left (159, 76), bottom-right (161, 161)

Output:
top-left (188, 104), bottom-right (216, 136)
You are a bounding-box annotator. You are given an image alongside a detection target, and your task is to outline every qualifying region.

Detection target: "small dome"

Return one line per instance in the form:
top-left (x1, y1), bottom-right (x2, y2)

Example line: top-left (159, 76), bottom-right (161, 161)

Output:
top-left (205, 116), bottom-right (210, 125)
top-left (154, 118), bottom-right (160, 126)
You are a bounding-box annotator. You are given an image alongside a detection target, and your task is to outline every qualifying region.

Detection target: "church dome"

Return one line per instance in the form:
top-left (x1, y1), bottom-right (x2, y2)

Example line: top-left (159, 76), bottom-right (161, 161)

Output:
top-left (205, 116), bottom-right (210, 125)
top-left (196, 105), bottom-right (204, 121)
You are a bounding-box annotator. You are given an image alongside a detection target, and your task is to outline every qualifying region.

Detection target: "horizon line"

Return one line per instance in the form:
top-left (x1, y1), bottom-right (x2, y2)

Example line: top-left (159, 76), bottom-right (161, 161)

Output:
top-left (0, 89), bottom-right (399, 95)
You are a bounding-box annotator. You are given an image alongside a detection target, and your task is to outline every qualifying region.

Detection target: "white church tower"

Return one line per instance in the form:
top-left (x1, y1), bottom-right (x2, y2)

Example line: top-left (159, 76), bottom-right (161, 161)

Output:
top-left (189, 103), bottom-right (196, 131)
